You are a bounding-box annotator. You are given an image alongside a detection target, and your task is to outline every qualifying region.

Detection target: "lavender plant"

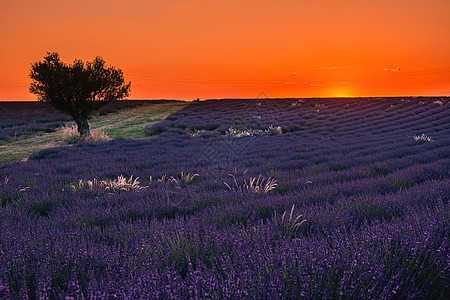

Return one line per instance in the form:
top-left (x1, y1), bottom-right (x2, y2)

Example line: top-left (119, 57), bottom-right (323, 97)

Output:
top-left (0, 97), bottom-right (448, 298)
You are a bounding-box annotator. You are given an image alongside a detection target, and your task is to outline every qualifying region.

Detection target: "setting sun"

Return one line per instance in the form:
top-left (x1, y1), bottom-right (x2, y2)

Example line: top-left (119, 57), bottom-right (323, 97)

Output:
top-left (333, 94), bottom-right (349, 98)
top-left (331, 87), bottom-right (352, 98)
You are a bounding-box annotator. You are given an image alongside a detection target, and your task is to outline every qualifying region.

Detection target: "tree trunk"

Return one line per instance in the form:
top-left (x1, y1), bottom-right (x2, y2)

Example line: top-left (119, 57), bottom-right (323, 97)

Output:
top-left (74, 116), bottom-right (91, 137)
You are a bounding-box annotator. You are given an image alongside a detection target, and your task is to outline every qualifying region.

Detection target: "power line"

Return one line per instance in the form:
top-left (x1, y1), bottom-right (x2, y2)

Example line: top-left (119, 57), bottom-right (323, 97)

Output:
top-left (0, 85), bottom-right (28, 89)
top-left (329, 68), bottom-right (450, 83)
top-left (128, 76), bottom-right (281, 85)
top-left (129, 68), bottom-right (450, 85)
top-left (3, 68), bottom-right (448, 89)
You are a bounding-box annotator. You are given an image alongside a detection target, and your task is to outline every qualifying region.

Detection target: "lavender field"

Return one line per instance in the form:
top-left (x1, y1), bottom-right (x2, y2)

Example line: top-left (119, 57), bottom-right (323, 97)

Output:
top-left (0, 97), bottom-right (449, 298)
top-left (0, 100), bottom-right (158, 143)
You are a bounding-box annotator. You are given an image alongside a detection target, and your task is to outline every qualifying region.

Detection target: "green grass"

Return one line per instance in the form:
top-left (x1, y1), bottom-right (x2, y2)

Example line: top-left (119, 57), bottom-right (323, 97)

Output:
top-left (0, 101), bottom-right (188, 163)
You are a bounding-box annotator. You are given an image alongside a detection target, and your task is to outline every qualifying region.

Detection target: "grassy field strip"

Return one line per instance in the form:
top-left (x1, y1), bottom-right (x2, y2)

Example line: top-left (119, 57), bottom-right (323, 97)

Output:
top-left (0, 101), bottom-right (188, 163)
top-left (89, 101), bottom-right (187, 138)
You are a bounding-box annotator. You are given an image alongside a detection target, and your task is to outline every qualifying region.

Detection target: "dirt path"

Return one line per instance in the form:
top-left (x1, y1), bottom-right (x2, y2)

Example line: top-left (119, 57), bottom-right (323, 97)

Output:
top-left (0, 101), bottom-right (188, 163)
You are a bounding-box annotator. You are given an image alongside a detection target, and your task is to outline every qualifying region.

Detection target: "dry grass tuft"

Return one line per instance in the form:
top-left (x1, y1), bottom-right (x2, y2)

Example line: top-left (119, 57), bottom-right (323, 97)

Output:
top-left (413, 134), bottom-right (433, 142)
top-left (73, 175), bottom-right (147, 193)
top-left (273, 204), bottom-right (306, 238)
top-left (153, 172), bottom-right (199, 185)
top-left (224, 174), bottom-right (277, 193)
top-left (62, 125), bottom-right (110, 144)
top-left (225, 125), bottom-right (283, 138)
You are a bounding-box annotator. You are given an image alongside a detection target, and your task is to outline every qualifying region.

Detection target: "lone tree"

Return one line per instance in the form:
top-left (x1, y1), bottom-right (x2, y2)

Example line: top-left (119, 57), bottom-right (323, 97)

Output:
top-left (29, 52), bottom-right (131, 137)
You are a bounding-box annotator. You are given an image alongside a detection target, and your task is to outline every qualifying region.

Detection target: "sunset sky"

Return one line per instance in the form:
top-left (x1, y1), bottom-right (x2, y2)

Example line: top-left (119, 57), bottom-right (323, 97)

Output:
top-left (1, 0), bottom-right (449, 100)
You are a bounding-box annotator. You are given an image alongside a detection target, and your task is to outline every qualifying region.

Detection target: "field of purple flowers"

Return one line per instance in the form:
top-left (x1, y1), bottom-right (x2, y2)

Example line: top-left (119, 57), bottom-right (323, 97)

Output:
top-left (0, 100), bottom-right (158, 142)
top-left (0, 97), bottom-right (449, 298)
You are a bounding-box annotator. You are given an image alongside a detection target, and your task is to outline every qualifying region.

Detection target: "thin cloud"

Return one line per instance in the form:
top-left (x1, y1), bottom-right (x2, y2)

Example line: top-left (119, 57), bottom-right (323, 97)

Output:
top-left (310, 83), bottom-right (325, 88)
top-left (383, 68), bottom-right (402, 72)
top-left (312, 66), bottom-right (350, 70)
top-left (301, 81), bottom-right (325, 88)
top-left (326, 66), bottom-right (350, 70)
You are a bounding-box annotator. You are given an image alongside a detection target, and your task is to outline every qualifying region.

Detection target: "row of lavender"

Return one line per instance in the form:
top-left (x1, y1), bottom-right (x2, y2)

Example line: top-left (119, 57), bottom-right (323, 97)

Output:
top-left (150, 97), bottom-right (449, 140)
top-left (0, 97), bottom-right (449, 298)
top-left (0, 100), bottom-right (160, 141)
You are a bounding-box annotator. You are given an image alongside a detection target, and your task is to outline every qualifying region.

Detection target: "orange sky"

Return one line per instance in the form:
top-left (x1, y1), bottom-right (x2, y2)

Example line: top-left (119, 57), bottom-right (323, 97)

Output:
top-left (1, 0), bottom-right (449, 100)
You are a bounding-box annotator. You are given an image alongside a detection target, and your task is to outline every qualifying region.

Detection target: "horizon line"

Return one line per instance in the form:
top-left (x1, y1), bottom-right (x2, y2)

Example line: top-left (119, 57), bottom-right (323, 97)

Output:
top-left (1, 95), bottom-right (449, 103)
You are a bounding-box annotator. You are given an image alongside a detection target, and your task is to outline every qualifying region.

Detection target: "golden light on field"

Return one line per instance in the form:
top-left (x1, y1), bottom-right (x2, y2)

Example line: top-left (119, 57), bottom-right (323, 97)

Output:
top-left (1, 0), bottom-right (449, 100)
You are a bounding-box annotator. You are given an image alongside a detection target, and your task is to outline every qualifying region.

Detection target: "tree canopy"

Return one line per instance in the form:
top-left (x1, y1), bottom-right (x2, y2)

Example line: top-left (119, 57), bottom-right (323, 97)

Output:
top-left (29, 52), bottom-right (131, 136)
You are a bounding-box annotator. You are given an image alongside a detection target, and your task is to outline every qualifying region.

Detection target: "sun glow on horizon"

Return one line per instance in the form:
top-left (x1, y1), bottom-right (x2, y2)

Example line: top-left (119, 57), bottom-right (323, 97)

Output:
top-left (333, 94), bottom-right (349, 98)
top-left (329, 86), bottom-right (352, 98)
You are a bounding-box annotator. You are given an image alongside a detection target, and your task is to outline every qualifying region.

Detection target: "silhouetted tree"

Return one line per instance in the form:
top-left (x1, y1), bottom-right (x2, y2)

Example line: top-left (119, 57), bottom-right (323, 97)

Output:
top-left (29, 52), bottom-right (131, 137)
